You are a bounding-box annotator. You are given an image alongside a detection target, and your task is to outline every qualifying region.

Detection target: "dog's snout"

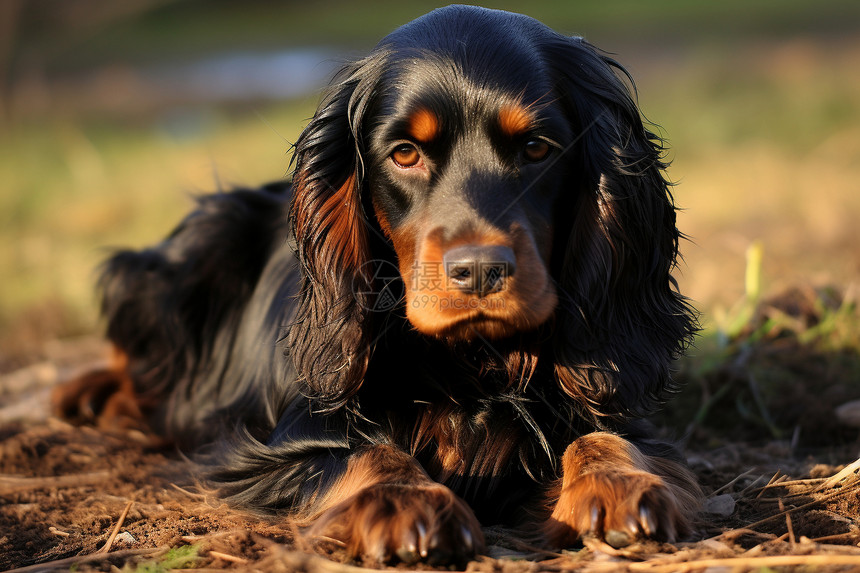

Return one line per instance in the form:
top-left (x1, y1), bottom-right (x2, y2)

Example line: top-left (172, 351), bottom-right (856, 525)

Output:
top-left (443, 245), bottom-right (516, 296)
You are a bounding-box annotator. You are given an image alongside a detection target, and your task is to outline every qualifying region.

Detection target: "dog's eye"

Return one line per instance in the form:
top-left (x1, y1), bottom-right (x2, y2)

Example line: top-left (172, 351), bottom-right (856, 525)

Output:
top-left (523, 140), bottom-right (550, 163)
top-left (391, 144), bottom-right (421, 168)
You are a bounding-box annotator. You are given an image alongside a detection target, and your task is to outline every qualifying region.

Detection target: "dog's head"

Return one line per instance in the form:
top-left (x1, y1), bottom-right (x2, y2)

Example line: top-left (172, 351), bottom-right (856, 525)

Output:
top-left (290, 6), bottom-right (695, 416)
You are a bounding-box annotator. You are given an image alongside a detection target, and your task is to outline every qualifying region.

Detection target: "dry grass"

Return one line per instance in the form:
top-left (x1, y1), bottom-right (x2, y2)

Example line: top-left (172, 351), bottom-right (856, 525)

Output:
top-left (2, 288), bottom-right (859, 571)
top-left (2, 420), bottom-right (860, 572)
top-left (2, 3), bottom-right (860, 571)
top-left (636, 38), bottom-right (860, 312)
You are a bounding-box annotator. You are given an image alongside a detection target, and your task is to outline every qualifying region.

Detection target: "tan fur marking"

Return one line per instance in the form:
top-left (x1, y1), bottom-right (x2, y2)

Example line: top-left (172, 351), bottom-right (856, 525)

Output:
top-left (294, 173), bottom-right (366, 271)
top-left (498, 104), bottom-right (533, 137)
top-left (408, 108), bottom-right (440, 143)
top-left (52, 345), bottom-right (148, 432)
top-left (305, 445), bottom-right (486, 561)
top-left (403, 222), bottom-right (557, 340)
top-left (541, 433), bottom-right (702, 547)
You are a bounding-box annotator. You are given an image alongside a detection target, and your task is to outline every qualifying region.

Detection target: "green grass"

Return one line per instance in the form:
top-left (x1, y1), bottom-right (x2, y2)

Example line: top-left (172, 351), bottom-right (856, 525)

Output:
top-left (3, 0), bottom-right (860, 349)
top-left (128, 544), bottom-right (201, 573)
top-left (661, 246), bottom-right (860, 445)
top-left (0, 101), bottom-right (315, 334)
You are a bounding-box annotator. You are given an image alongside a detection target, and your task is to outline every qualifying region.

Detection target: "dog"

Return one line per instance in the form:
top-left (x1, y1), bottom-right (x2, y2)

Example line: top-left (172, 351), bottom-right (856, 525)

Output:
top-left (55, 5), bottom-right (701, 564)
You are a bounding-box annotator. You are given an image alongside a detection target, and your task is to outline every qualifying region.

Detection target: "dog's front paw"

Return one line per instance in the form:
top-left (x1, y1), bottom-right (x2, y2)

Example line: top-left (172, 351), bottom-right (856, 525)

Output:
top-left (551, 470), bottom-right (690, 548)
top-left (309, 482), bottom-right (484, 564)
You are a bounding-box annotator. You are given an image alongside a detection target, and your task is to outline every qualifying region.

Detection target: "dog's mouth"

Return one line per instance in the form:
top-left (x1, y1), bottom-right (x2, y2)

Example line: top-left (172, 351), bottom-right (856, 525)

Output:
top-left (425, 312), bottom-right (537, 342)
top-left (382, 221), bottom-right (557, 340)
top-left (401, 258), bottom-right (558, 340)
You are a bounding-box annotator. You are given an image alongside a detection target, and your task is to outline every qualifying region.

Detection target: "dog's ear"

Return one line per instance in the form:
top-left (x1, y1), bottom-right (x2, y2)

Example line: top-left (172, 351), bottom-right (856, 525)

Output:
top-left (289, 53), bottom-right (387, 411)
top-left (543, 37), bottom-right (697, 420)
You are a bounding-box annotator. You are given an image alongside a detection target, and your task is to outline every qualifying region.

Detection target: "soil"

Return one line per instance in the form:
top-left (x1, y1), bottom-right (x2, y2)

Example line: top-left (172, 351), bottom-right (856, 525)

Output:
top-left (2, 328), bottom-right (860, 572)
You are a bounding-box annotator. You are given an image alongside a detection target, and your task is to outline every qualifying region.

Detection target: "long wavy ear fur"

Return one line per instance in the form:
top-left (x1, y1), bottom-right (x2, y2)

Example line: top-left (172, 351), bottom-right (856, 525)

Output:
top-left (288, 53), bottom-right (388, 412)
top-left (543, 37), bottom-right (697, 420)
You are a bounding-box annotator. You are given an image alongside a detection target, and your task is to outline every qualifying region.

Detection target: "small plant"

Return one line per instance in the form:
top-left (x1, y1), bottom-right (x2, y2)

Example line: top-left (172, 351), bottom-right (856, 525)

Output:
top-left (662, 241), bottom-right (860, 445)
top-left (712, 240), bottom-right (764, 345)
top-left (126, 544), bottom-right (201, 573)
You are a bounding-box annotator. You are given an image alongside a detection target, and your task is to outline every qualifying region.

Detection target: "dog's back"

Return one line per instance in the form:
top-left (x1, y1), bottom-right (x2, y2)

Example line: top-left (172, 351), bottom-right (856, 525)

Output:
top-left (98, 182), bottom-right (297, 442)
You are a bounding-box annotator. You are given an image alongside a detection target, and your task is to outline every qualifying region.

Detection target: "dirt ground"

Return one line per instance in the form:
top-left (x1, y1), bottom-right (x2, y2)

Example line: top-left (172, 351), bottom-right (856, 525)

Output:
top-left (2, 329), bottom-right (860, 572)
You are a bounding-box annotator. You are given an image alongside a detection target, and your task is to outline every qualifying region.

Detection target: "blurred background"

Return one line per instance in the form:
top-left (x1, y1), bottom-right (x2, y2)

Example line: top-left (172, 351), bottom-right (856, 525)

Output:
top-left (2, 0), bottom-right (859, 369)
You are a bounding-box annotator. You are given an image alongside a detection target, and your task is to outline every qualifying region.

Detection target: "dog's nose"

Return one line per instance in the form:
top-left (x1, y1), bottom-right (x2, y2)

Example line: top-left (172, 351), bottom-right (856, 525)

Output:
top-left (443, 245), bottom-right (516, 296)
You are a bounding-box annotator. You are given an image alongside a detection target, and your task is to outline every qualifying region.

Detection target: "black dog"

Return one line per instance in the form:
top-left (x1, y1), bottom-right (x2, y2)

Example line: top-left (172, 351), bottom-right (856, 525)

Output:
top-left (57, 5), bottom-right (701, 564)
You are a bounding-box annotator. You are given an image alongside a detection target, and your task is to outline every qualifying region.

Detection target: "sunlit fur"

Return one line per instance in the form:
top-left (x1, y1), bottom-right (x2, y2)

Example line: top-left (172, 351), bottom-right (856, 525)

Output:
top-left (60, 5), bottom-right (701, 563)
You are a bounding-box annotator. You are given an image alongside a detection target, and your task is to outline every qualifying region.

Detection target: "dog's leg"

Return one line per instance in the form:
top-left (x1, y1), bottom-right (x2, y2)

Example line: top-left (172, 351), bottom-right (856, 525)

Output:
top-left (52, 346), bottom-right (149, 432)
top-left (542, 432), bottom-right (701, 548)
top-left (306, 444), bottom-right (484, 564)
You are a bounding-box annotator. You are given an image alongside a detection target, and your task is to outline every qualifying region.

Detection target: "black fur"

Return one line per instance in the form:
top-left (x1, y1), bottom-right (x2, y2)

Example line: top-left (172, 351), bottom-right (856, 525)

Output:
top-left (83, 5), bottom-right (699, 559)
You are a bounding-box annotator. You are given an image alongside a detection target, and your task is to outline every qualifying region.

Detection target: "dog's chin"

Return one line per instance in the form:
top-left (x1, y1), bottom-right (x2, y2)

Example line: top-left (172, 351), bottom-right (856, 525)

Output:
top-left (410, 311), bottom-right (552, 342)
top-left (436, 316), bottom-right (520, 342)
top-left (405, 282), bottom-right (559, 342)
